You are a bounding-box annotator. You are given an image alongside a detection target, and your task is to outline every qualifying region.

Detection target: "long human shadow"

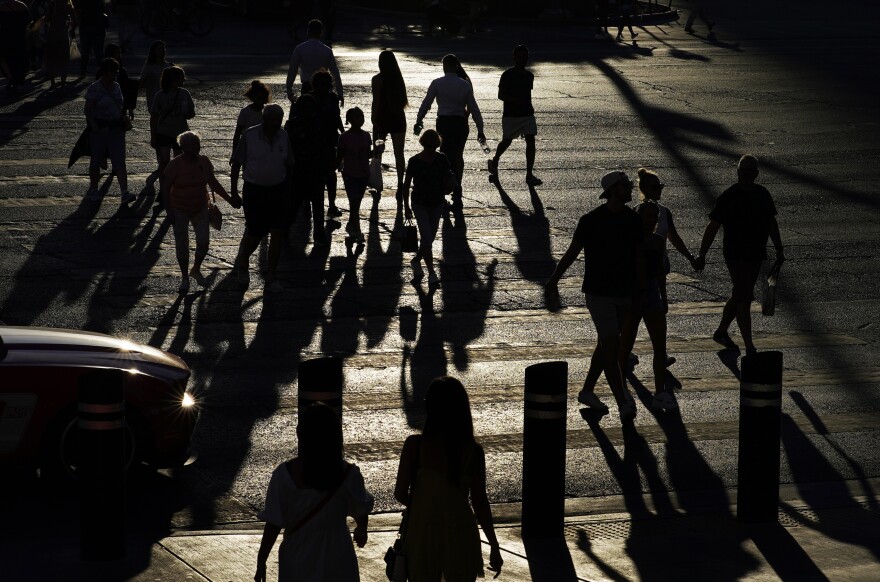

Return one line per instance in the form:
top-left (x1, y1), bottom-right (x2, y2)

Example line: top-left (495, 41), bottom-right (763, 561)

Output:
top-left (494, 181), bottom-right (555, 285)
top-left (361, 193), bottom-right (405, 349)
top-left (0, 82), bottom-right (84, 147)
top-left (321, 243), bottom-right (364, 355)
top-left (402, 283), bottom-right (445, 427)
top-left (779, 393), bottom-right (880, 560)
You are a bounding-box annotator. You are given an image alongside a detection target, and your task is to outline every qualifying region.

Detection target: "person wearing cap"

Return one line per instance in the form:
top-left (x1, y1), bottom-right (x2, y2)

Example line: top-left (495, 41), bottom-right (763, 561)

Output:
top-left (231, 103), bottom-right (294, 293)
top-left (546, 170), bottom-right (644, 422)
top-left (694, 154), bottom-right (785, 355)
top-left (415, 54), bottom-right (486, 207)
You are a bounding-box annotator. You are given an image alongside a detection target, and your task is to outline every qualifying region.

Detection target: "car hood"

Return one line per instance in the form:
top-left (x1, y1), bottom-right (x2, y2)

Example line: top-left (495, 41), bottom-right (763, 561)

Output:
top-left (0, 326), bottom-right (190, 382)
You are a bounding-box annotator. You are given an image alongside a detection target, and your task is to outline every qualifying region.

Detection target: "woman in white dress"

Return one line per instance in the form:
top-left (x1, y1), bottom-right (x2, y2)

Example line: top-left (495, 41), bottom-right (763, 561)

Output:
top-left (255, 403), bottom-right (374, 582)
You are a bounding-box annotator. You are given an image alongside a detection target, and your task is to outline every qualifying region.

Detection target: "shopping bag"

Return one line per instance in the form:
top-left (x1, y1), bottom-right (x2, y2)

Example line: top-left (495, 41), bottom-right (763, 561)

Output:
top-left (208, 192), bottom-right (222, 231)
top-left (401, 219), bottom-right (418, 253)
top-left (368, 156), bottom-right (384, 193)
top-left (69, 37), bottom-right (81, 61)
top-left (761, 261), bottom-right (781, 316)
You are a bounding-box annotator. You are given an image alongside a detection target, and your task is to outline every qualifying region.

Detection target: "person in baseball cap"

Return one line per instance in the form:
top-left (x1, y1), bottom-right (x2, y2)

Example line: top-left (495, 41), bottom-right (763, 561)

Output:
top-left (599, 170), bottom-right (631, 199)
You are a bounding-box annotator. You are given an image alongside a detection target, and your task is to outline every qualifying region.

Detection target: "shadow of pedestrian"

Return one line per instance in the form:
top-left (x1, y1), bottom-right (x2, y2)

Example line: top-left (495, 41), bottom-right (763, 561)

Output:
top-left (494, 181), bottom-right (554, 285)
top-left (522, 534), bottom-right (578, 582)
top-left (361, 196), bottom-right (404, 349)
top-left (402, 283), bottom-right (445, 426)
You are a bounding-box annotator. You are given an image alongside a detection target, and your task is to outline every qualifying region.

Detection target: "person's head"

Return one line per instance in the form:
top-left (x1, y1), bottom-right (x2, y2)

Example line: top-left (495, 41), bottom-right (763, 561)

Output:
top-left (377, 49), bottom-right (408, 108)
top-left (345, 107), bottom-right (364, 129)
top-left (96, 57), bottom-right (119, 82)
top-left (637, 199), bottom-right (660, 233)
top-left (177, 131), bottom-right (201, 159)
top-left (310, 70), bottom-right (333, 94)
top-left (307, 19), bottom-right (323, 38)
top-left (146, 40), bottom-right (166, 65)
top-left (637, 167), bottom-right (664, 202)
top-left (244, 80), bottom-right (271, 106)
top-left (737, 154), bottom-right (759, 185)
top-left (419, 128), bottom-right (442, 151)
top-left (296, 403), bottom-right (345, 491)
top-left (442, 54), bottom-right (459, 74)
top-left (599, 170), bottom-right (634, 204)
top-left (294, 93), bottom-right (317, 117)
top-left (160, 65), bottom-right (185, 92)
top-left (262, 103), bottom-right (284, 132)
top-left (513, 44), bottom-right (529, 67)
top-left (104, 43), bottom-right (122, 62)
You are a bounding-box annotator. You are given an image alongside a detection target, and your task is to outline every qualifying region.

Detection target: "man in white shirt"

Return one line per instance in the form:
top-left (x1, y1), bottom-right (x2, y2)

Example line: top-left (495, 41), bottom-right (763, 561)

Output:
top-left (231, 104), bottom-right (295, 292)
top-left (415, 54), bottom-right (485, 205)
top-left (285, 19), bottom-right (343, 106)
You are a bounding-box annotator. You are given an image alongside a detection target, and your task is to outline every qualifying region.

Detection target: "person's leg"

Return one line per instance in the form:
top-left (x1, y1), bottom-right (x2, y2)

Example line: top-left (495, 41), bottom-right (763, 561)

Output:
top-left (586, 295), bottom-right (631, 412)
top-left (642, 309), bottom-right (668, 396)
top-left (108, 130), bottom-right (129, 194)
top-left (524, 134), bottom-right (536, 178)
top-left (190, 208), bottom-right (210, 277)
top-left (490, 137), bottom-right (512, 174)
top-left (156, 145), bottom-right (171, 199)
top-left (267, 228), bottom-right (284, 282)
top-left (171, 208), bottom-right (191, 280)
top-left (236, 235), bottom-right (261, 271)
top-left (325, 162), bottom-right (339, 214)
top-left (390, 131), bottom-right (406, 188)
top-left (87, 130), bottom-right (108, 194)
top-left (308, 172), bottom-right (327, 243)
top-left (735, 261), bottom-right (761, 353)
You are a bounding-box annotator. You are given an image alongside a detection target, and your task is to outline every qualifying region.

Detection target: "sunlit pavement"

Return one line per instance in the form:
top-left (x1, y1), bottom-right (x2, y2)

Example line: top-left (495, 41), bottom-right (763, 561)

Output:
top-left (2, 1), bottom-right (880, 579)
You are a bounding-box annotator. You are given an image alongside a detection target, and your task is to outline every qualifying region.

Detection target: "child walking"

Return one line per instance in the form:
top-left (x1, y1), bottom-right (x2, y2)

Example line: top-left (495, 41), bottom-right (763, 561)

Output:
top-left (336, 107), bottom-right (374, 245)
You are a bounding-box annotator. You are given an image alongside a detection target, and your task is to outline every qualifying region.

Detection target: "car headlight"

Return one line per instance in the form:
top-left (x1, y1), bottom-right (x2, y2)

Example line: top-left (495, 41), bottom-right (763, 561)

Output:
top-left (181, 392), bottom-right (196, 408)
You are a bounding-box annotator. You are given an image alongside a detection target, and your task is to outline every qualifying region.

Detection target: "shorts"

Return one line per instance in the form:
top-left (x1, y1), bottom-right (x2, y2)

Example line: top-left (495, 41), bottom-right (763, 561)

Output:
top-left (154, 132), bottom-right (182, 153)
top-left (501, 116), bottom-right (537, 140)
top-left (88, 127), bottom-right (126, 172)
top-left (585, 293), bottom-right (632, 339)
top-left (726, 260), bottom-right (762, 303)
top-left (242, 180), bottom-right (287, 238)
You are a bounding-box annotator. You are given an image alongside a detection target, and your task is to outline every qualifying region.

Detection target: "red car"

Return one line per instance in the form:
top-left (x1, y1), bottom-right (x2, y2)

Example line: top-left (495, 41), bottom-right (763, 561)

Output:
top-left (0, 326), bottom-right (198, 480)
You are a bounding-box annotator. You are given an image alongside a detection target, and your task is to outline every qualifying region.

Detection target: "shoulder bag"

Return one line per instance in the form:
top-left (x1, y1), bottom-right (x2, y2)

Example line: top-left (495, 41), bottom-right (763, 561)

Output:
top-left (401, 218), bottom-right (418, 253)
top-left (761, 260), bottom-right (782, 316)
top-left (384, 440), bottom-right (420, 582)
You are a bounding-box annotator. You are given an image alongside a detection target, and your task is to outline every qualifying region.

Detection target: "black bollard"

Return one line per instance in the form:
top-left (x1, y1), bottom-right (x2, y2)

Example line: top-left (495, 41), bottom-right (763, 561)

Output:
top-left (78, 368), bottom-right (126, 561)
top-left (298, 357), bottom-right (343, 419)
top-left (737, 351), bottom-right (784, 523)
top-left (522, 361), bottom-right (568, 538)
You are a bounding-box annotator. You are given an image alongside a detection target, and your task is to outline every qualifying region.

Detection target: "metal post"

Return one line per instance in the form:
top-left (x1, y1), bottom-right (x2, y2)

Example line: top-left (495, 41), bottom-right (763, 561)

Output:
top-left (737, 351), bottom-right (783, 523)
top-left (78, 368), bottom-right (126, 561)
top-left (298, 357), bottom-right (343, 419)
top-left (522, 361), bottom-right (568, 538)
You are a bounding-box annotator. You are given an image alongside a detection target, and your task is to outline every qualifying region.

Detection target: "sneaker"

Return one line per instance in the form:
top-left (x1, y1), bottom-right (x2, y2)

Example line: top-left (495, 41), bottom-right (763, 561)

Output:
top-left (631, 31), bottom-right (639, 40)
top-left (525, 174), bottom-right (543, 187)
top-left (745, 346), bottom-right (758, 356)
top-left (577, 390), bottom-right (609, 414)
top-left (652, 391), bottom-right (679, 413)
top-left (619, 400), bottom-right (637, 423)
top-left (121, 190), bottom-right (136, 205)
top-left (712, 329), bottom-right (738, 350)
top-left (327, 206), bottom-right (343, 218)
top-left (85, 187), bottom-right (100, 201)
top-left (177, 277), bottom-right (190, 294)
top-left (265, 280), bottom-right (283, 293)
top-left (487, 158), bottom-right (498, 174)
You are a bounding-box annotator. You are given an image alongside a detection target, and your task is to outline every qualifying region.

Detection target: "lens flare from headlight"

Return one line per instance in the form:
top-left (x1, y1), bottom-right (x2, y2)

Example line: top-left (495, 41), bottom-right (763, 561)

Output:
top-left (182, 392), bottom-right (196, 408)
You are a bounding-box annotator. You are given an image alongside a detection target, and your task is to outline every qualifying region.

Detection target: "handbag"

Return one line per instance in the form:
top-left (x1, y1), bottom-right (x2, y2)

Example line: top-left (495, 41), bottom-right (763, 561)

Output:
top-left (368, 156), bottom-right (384, 192)
top-left (69, 37), bottom-right (80, 61)
top-left (401, 219), bottom-right (418, 253)
top-left (208, 191), bottom-right (222, 231)
top-left (384, 440), bottom-right (420, 581)
top-left (761, 261), bottom-right (781, 316)
top-left (121, 115), bottom-right (133, 132)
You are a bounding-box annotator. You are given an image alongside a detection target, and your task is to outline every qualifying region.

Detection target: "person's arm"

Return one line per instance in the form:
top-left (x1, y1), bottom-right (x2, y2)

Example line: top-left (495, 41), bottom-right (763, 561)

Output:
top-left (546, 237), bottom-right (584, 292)
top-left (254, 523), bottom-right (281, 582)
top-left (401, 163), bottom-right (414, 220)
top-left (416, 80), bottom-right (438, 127)
top-left (329, 51), bottom-right (344, 107)
top-left (466, 86), bottom-right (485, 138)
top-left (285, 49), bottom-right (301, 100)
top-left (768, 215), bottom-right (784, 264)
top-left (665, 210), bottom-right (696, 266)
top-left (471, 445), bottom-right (503, 575)
top-left (695, 220), bottom-right (721, 272)
top-left (205, 164), bottom-right (237, 207)
top-left (393, 435), bottom-right (419, 505)
top-left (231, 124), bottom-right (244, 163)
top-left (149, 108), bottom-right (158, 148)
top-left (230, 161), bottom-right (242, 198)
top-left (185, 91), bottom-right (195, 120)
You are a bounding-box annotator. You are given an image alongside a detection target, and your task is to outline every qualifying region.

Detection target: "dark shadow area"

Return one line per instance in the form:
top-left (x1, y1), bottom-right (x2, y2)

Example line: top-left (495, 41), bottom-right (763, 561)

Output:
top-left (402, 283), bottom-right (444, 427)
top-left (522, 534), bottom-right (578, 582)
top-left (747, 522), bottom-right (829, 582)
top-left (362, 193), bottom-right (405, 349)
top-left (0, 79), bottom-right (85, 147)
top-left (494, 181), bottom-right (554, 285)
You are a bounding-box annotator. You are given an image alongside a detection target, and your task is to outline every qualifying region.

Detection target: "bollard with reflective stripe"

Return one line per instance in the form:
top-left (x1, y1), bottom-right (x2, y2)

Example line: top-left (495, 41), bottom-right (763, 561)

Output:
top-left (78, 368), bottom-right (126, 561)
top-left (736, 350), bottom-right (783, 523)
top-left (522, 361), bottom-right (568, 538)
top-left (298, 357), bottom-right (343, 419)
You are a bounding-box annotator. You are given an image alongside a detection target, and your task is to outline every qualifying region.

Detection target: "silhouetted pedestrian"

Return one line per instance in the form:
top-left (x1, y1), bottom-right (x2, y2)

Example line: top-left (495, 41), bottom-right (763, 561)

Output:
top-left (286, 93), bottom-right (329, 246)
top-left (370, 49), bottom-right (408, 192)
top-left (394, 377), bottom-right (502, 581)
top-left (402, 129), bottom-right (454, 288)
top-left (255, 403), bottom-right (373, 582)
top-left (42, 0), bottom-right (74, 91)
top-left (637, 167), bottom-right (699, 274)
top-left (614, 0), bottom-right (638, 41)
top-left (231, 103), bottom-right (294, 292)
top-left (595, 0), bottom-right (610, 37)
top-left (415, 54), bottom-right (485, 208)
top-left (310, 69), bottom-right (344, 220)
top-left (139, 40), bottom-right (171, 113)
top-left (546, 171), bottom-right (644, 421)
top-left (83, 57), bottom-right (132, 203)
top-left (103, 43), bottom-right (136, 119)
top-left (73, 0), bottom-right (105, 76)
top-left (0, 0), bottom-right (31, 92)
top-left (684, 0), bottom-right (715, 35)
top-left (285, 18), bottom-right (343, 105)
top-left (488, 45), bottom-right (541, 187)
top-left (336, 107), bottom-right (372, 245)
top-left (163, 131), bottom-right (240, 294)
top-left (149, 65), bottom-right (194, 209)
top-left (233, 81), bottom-right (271, 161)
top-left (695, 154), bottom-right (785, 355)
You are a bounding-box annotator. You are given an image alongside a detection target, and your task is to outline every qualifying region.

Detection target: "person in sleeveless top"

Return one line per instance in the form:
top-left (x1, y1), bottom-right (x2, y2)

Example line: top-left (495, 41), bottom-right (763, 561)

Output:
top-left (394, 377), bottom-right (503, 581)
top-left (371, 49), bottom-right (408, 192)
top-left (255, 403), bottom-right (374, 582)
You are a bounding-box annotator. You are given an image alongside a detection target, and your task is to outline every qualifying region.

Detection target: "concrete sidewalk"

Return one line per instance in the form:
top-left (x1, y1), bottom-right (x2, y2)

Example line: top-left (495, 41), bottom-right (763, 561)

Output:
top-left (5, 479), bottom-right (878, 581)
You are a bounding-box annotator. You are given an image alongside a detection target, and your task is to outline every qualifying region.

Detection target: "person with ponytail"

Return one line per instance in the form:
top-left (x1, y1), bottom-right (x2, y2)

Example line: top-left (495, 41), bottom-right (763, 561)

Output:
top-left (232, 80), bottom-right (272, 162)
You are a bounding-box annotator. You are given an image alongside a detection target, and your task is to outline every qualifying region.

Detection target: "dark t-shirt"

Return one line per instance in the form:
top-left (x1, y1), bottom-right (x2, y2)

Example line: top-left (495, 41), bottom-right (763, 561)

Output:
top-left (406, 152), bottom-right (452, 207)
top-left (708, 183), bottom-right (778, 261)
top-left (498, 66), bottom-right (534, 117)
top-left (574, 204), bottom-right (643, 297)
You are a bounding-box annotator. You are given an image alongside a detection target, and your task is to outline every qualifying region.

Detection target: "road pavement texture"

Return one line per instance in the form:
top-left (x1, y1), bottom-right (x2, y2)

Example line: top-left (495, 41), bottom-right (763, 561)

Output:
top-left (2, 0), bottom-right (880, 580)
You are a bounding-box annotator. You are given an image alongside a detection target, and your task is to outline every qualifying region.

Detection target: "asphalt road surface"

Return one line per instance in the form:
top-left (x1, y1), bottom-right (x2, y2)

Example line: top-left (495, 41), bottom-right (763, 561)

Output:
top-left (2, 0), bottom-right (879, 539)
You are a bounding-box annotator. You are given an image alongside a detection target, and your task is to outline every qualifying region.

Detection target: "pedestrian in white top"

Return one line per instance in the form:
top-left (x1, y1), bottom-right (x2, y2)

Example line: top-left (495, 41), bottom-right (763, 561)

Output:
top-left (285, 19), bottom-right (343, 106)
top-left (415, 54), bottom-right (486, 206)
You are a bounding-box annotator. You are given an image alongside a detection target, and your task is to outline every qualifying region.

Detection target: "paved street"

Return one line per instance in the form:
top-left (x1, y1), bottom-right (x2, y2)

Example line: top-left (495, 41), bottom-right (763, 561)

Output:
top-left (2, 1), bottom-right (880, 579)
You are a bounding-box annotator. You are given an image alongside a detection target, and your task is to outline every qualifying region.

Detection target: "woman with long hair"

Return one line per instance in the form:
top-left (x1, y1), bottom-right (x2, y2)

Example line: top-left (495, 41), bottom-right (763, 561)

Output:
top-left (42, 0), bottom-right (75, 91)
top-left (149, 65), bottom-right (195, 209)
top-left (394, 377), bottom-right (503, 581)
top-left (139, 40), bottom-right (171, 112)
top-left (232, 80), bottom-right (271, 161)
top-left (255, 403), bottom-right (374, 582)
top-left (371, 49), bottom-right (408, 192)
